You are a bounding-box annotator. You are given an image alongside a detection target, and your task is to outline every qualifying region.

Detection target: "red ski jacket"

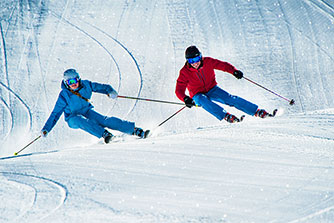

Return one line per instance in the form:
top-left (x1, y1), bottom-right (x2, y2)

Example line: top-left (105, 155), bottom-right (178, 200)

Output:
top-left (175, 57), bottom-right (237, 101)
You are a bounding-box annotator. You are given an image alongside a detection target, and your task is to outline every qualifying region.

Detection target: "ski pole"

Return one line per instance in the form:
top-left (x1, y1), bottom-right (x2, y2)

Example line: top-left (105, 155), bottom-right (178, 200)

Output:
top-left (14, 135), bottom-right (41, 156)
top-left (158, 106), bottom-right (187, 127)
top-left (243, 77), bottom-right (295, 105)
top-left (117, 95), bottom-right (184, 106)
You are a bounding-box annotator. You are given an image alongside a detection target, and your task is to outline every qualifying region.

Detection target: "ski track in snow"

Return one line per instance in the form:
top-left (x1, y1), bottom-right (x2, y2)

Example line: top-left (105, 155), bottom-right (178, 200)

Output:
top-left (80, 19), bottom-right (144, 115)
top-left (49, 9), bottom-right (143, 117)
top-left (0, 19), bottom-right (32, 142)
top-left (239, 0), bottom-right (334, 112)
top-left (0, 171), bottom-right (68, 222)
top-left (0, 71), bottom-right (33, 134)
top-left (277, 0), bottom-right (303, 112)
top-left (0, 21), bottom-right (12, 141)
top-left (42, 0), bottom-right (70, 107)
top-left (304, 0), bottom-right (334, 22)
top-left (1, 114), bottom-right (334, 222)
top-left (301, 1), bottom-right (329, 107)
top-left (0, 97), bottom-right (12, 140)
top-left (265, 1), bottom-right (334, 64)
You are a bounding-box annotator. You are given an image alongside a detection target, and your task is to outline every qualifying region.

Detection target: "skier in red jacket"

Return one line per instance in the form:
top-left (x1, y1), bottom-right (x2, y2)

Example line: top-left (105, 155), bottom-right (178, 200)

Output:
top-left (175, 46), bottom-right (269, 123)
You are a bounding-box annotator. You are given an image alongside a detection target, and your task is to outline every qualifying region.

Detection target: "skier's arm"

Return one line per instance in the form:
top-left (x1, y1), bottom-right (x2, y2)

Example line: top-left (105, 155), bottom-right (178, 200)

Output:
top-left (90, 81), bottom-right (117, 97)
top-left (210, 57), bottom-right (238, 75)
top-left (175, 71), bottom-right (188, 101)
top-left (210, 57), bottom-right (244, 79)
top-left (41, 93), bottom-right (67, 134)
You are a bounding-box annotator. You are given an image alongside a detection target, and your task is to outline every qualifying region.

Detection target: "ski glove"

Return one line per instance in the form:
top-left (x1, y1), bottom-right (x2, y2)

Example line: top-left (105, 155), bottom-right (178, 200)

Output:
top-left (108, 90), bottom-right (118, 99)
top-left (41, 130), bottom-right (48, 138)
top-left (184, 96), bottom-right (196, 108)
top-left (233, 70), bottom-right (243, 79)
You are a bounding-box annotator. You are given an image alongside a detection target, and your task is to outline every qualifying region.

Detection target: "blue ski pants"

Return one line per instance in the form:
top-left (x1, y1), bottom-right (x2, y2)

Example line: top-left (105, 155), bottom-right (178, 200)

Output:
top-left (192, 86), bottom-right (258, 120)
top-left (66, 109), bottom-right (135, 138)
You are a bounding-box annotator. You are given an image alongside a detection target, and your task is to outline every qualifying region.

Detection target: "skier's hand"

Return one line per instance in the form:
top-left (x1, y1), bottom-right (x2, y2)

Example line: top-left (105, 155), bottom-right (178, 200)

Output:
top-left (108, 90), bottom-right (118, 99)
top-left (41, 130), bottom-right (48, 138)
top-left (184, 96), bottom-right (195, 108)
top-left (233, 70), bottom-right (243, 79)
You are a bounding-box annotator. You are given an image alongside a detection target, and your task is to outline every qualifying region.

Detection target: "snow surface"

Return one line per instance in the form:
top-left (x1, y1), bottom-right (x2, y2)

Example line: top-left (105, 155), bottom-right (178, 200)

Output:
top-left (1, 0), bottom-right (334, 222)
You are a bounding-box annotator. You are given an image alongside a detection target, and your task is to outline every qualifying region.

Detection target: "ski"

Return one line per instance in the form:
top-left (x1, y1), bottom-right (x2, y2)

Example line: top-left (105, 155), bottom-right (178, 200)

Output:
top-left (143, 130), bottom-right (150, 139)
top-left (225, 113), bottom-right (245, 123)
top-left (268, 109), bottom-right (278, 117)
top-left (239, 115), bottom-right (245, 122)
top-left (231, 115), bottom-right (245, 123)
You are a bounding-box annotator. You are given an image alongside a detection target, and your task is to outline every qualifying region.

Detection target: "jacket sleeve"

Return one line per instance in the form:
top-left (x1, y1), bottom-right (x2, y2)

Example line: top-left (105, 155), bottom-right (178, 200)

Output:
top-left (210, 57), bottom-right (237, 75)
top-left (90, 81), bottom-right (115, 95)
top-left (175, 70), bottom-right (188, 101)
top-left (42, 93), bottom-right (67, 132)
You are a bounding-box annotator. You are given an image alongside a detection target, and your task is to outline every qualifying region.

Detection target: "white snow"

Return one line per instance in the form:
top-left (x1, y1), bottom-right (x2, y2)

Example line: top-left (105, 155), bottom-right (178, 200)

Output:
top-left (1, 0), bottom-right (334, 222)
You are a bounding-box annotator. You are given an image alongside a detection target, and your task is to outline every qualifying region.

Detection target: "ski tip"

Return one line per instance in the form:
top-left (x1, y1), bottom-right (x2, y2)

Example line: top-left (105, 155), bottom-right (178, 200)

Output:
top-left (269, 109), bottom-right (278, 117)
top-left (289, 99), bottom-right (295, 105)
top-left (273, 109), bottom-right (278, 115)
top-left (240, 115), bottom-right (245, 122)
top-left (143, 130), bottom-right (150, 139)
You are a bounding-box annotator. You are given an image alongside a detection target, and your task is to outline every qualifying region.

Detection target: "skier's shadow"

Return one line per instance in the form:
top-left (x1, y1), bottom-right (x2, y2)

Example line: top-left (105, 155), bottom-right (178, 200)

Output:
top-left (0, 150), bottom-right (59, 160)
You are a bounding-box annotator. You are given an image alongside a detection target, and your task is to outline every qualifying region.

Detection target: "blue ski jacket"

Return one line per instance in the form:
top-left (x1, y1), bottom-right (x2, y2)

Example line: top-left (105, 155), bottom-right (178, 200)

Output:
top-left (42, 80), bottom-right (115, 132)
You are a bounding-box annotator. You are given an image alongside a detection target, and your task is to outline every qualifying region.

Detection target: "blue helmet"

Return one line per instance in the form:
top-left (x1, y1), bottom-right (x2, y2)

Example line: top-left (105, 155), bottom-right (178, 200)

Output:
top-left (63, 69), bottom-right (80, 87)
top-left (64, 68), bottom-right (80, 80)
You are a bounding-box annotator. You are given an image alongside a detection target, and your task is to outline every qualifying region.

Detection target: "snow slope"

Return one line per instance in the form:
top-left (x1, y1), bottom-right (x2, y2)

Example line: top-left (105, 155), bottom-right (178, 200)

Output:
top-left (1, 0), bottom-right (334, 222)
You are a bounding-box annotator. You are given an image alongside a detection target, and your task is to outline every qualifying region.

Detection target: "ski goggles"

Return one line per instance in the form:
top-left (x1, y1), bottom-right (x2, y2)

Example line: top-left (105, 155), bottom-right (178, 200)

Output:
top-left (66, 78), bottom-right (79, 85)
top-left (187, 55), bottom-right (202, 64)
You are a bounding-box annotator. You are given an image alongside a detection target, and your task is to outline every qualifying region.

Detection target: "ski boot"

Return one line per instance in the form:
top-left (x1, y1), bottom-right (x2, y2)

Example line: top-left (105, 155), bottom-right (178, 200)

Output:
top-left (254, 109), bottom-right (269, 118)
top-left (103, 130), bottom-right (114, 144)
top-left (133, 127), bottom-right (150, 139)
top-left (224, 113), bottom-right (241, 123)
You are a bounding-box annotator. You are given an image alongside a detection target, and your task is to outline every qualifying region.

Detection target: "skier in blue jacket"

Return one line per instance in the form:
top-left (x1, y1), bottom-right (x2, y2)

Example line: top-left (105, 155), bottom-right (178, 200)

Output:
top-left (41, 69), bottom-right (148, 143)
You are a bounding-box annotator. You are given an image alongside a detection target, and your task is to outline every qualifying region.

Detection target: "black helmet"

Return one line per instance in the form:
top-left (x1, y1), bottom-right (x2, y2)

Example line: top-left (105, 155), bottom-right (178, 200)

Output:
top-left (185, 45), bottom-right (201, 59)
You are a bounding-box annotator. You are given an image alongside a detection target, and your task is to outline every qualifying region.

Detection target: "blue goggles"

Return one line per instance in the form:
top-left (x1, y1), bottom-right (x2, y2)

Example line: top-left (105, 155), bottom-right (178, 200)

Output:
top-left (66, 78), bottom-right (79, 85)
top-left (187, 55), bottom-right (202, 64)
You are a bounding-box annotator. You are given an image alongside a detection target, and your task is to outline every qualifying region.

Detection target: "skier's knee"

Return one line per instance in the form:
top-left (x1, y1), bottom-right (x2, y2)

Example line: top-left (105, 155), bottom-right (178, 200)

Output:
top-left (67, 116), bottom-right (81, 129)
top-left (193, 93), bottom-right (207, 106)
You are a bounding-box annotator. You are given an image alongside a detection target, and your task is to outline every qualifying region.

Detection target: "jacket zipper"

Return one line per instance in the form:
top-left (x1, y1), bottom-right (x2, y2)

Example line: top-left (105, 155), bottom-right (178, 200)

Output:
top-left (195, 69), bottom-right (207, 92)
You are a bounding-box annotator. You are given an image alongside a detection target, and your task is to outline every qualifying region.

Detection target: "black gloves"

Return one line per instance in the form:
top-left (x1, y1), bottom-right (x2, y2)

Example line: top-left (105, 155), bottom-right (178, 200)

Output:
top-left (233, 70), bottom-right (243, 79)
top-left (184, 96), bottom-right (196, 108)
